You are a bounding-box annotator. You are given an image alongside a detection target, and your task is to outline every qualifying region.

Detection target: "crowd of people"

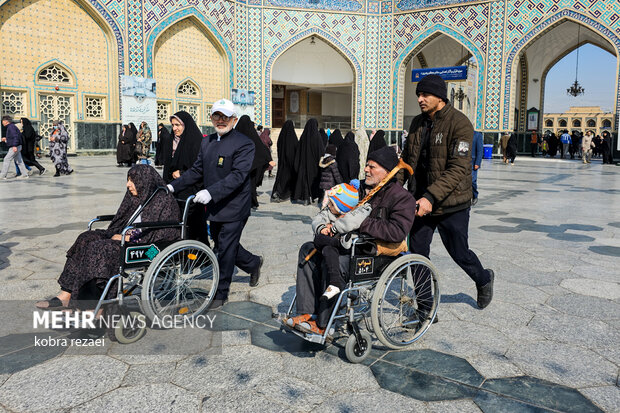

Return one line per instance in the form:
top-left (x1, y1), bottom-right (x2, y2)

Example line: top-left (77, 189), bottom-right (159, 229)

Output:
top-left (1, 115), bottom-right (73, 179)
top-left (539, 129), bottom-right (614, 164)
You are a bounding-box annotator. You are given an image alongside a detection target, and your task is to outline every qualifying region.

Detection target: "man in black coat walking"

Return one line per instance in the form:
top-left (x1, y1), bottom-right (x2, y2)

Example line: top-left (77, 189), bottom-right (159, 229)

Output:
top-left (168, 99), bottom-right (263, 309)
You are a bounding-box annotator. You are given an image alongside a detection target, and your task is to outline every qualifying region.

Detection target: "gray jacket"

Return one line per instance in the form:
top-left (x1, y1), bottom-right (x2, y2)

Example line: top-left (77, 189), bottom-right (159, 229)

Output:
top-left (312, 204), bottom-right (373, 235)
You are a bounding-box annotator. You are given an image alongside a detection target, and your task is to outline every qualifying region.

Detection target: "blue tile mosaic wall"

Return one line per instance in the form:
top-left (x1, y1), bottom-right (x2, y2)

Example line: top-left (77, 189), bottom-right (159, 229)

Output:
top-left (5, 0), bottom-right (618, 131)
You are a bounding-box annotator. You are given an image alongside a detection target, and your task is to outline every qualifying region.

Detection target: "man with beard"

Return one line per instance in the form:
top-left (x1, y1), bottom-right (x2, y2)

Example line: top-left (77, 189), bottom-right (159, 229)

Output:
top-left (167, 99), bottom-right (263, 309)
top-left (401, 74), bottom-right (494, 310)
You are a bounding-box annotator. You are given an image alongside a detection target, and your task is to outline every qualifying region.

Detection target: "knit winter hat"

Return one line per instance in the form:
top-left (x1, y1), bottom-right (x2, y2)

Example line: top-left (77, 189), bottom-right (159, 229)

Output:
top-left (328, 179), bottom-right (360, 213)
top-left (367, 146), bottom-right (398, 172)
top-left (416, 74), bottom-right (448, 102)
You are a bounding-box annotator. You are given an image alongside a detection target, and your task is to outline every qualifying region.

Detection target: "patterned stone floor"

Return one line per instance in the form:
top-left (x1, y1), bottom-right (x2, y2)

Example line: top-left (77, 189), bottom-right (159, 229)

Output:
top-left (0, 155), bottom-right (618, 412)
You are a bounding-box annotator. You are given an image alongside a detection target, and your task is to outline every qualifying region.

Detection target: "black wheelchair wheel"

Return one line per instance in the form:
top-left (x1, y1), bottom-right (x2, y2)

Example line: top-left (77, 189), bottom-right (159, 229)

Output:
top-left (345, 330), bottom-right (373, 363)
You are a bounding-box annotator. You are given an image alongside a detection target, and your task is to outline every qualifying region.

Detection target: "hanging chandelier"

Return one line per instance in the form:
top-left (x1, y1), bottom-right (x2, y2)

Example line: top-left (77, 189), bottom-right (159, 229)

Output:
top-left (454, 87), bottom-right (467, 103)
top-left (567, 24), bottom-right (585, 97)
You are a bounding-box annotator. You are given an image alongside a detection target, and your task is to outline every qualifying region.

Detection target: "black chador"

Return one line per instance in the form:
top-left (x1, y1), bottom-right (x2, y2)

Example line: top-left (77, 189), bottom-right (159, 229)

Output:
top-left (336, 131), bottom-right (360, 183)
top-left (235, 115), bottom-right (272, 208)
top-left (292, 119), bottom-right (324, 204)
top-left (163, 111), bottom-right (209, 246)
top-left (329, 129), bottom-right (344, 149)
top-left (271, 120), bottom-right (298, 202)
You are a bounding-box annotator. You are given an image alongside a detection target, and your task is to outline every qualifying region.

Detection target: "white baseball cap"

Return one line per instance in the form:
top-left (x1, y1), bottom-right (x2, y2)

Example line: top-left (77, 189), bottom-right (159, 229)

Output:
top-left (211, 98), bottom-right (236, 117)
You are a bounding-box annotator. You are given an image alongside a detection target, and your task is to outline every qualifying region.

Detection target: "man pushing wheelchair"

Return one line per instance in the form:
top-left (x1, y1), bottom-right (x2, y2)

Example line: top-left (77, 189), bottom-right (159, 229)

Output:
top-left (285, 146), bottom-right (416, 335)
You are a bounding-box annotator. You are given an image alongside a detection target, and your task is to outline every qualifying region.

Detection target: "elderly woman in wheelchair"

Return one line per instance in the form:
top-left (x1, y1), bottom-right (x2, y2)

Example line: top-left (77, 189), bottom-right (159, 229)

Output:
top-left (280, 147), bottom-right (440, 363)
top-left (36, 165), bottom-right (181, 310)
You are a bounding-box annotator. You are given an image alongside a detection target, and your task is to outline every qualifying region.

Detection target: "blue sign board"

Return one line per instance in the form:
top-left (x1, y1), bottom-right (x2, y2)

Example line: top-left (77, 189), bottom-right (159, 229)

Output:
top-left (412, 66), bottom-right (468, 82)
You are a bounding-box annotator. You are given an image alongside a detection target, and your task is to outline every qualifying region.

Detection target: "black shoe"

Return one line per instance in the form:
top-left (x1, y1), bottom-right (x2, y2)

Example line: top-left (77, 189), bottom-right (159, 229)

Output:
top-left (208, 298), bottom-right (227, 310)
top-left (250, 256), bottom-right (263, 287)
top-left (471, 197), bottom-right (478, 206)
top-left (67, 169), bottom-right (74, 175)
top-left (39, 167), bottom-right (46, 176)
top-left (477, 269), bottom-right (495, 309)
top-left (53, 171), bottom-right (60, 177)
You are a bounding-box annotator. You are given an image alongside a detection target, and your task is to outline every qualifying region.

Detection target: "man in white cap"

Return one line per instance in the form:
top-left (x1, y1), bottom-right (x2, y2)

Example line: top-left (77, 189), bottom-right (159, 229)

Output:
top-left (167, 98), bottom-right (263, 309)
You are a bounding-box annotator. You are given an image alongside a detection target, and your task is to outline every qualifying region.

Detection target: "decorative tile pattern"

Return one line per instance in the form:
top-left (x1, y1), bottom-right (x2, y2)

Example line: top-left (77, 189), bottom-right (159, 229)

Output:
top-left (127, 0), bottom-right (143, 76)
top-left (262, 10), bottom-right (365, 127)
top-left (483, 0), bottom-right (504, 130)
top-left (364, 16), bottom-right (380, 128)
top-left (391, 24), bottom-right (487, 130)
top-left (103, 0), bottom-right (125, 30)
top-left (248, 7), bottom-right (263, 122)
top-left (377, 14), bottom-right (393, 127)
top-left (396, 0), bottom-right (481, 12)
top-left (502, 7), bottom-right (620, 130)
top-left (142, 0), bottom-right (235, 50)
top-left (144, 6), bottom-right (234, 92)
top-left (266, 0), bottom-right (363, 13)
top-left (153, 18), bottom-right (226, 115)
top-left (236, 4), bottom-right (249, 89)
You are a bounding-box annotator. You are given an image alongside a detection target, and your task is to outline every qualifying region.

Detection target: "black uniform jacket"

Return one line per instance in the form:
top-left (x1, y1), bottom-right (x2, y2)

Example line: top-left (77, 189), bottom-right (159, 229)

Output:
top-left (171, 129), bottom-right (255, 222)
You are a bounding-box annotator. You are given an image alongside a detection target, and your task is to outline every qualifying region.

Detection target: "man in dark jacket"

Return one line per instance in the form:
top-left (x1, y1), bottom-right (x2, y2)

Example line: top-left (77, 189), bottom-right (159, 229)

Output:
top-left (168, 99), bottom-right (262, 309)
top-left (290, 146), bottom-right (416, 333)
top-left (1, 115), bottom-right (29, 180)
top-left (401, 74), bottom-right (494, 309)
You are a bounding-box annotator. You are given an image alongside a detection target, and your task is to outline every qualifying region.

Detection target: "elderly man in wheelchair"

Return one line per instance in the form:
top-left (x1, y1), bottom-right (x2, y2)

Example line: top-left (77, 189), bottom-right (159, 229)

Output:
top-left (280, 147), bottom-right (440, 363)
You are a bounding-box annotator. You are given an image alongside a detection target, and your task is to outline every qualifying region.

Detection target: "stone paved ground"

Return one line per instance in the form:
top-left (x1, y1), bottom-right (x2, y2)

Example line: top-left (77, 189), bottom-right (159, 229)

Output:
top-left (0, 155), bottom-right (618, 412)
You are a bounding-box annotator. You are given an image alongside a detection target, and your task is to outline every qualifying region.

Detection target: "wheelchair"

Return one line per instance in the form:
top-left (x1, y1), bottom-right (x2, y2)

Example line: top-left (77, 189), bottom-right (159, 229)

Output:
top-left (87, 188), bottom-right (219, 344)
top-left (278, 236), bottom-right (440, 363)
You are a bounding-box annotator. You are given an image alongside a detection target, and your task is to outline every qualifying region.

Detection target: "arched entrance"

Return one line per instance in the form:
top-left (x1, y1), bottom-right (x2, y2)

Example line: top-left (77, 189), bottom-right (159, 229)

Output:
top-left (394, 28), bottom-right (485, 131)
top-left (0, 0), bottom-right (120, 152)
top-left (504, 11), bottom-right (620, 135)
top-left (151, 16), bottom-right (229, 129)
top-left (270, 35), bottom-right (355, 129)
top-left (508, 18), bottom-right (618, 136)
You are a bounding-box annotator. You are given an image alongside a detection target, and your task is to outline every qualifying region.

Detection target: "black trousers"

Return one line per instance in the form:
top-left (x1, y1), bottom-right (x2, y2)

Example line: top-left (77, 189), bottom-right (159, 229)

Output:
top-left (409, 207), bottom-right (490, 287)
top-left (186, 203), bottom-right (210, 248)
top-left (210, 219), bottom-right (260, 300)
top-left (313, 233), bottom-right (347, 290)
top-left (22, 151), bottom-right (45, 172)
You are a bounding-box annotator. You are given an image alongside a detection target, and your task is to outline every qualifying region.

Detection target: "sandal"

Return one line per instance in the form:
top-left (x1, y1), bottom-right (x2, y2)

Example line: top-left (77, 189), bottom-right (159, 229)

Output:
top-left (294, 320), bottom-right (325, 335)
top-left (283, 313), bottom-right (312, 328)
top-left (35, 297), bottom-right (66, 310)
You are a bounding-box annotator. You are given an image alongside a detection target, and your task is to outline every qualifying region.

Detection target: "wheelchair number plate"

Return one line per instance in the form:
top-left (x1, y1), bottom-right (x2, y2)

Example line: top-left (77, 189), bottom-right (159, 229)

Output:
top-left (125, 244), bottom-right (160, 264)
top-left (355, 257), bottom-right (374, 275)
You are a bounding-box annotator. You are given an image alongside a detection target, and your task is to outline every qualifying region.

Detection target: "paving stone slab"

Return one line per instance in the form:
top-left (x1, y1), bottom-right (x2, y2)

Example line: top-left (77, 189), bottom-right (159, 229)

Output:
top-left (201, 391), bottom-right (294, 413)
top-left (172, 345), bottom-right (283, 396)
top-left (545, 294), bottom-right (620, 320)
top-left (473, 391), bottom-right (554, 412)
top-left (382, 349), bottom-right (484, 387)
top-left (579, 385), bottom-right (620, 413)
top-left (505, 341), bottom-right (617, 387)
top-left (0, 355), bottom-right (127, 412)
top-left (281, 351), bottom-right (379, 393)
top-left (560, 278), bottom-right (620, 300)
top-left (370, 360), bottom-right (478, 402)
top-left (221, 329), bottom-right (252, 346)
top-left (255, 376), bottom-right (330, 412)
top-left (70, 383), bottom-right (200, 412)
top-left (528, 313), bottom-right (620, 347)
top-left (121, 362), bottom-right (177, 386)
top-left (426, 398), bottom-right (483, 412)
top-left (315, 389), bottom-right (428, 412)
top-left (481, 376), bottom-right (603, 413)
top-left (467, 354), bottom-right (523, 379)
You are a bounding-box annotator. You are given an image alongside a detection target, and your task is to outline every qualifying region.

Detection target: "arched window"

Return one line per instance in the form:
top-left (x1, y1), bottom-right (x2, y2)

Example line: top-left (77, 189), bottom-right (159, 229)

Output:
top-left (572, 119), bottom-right (581, 127)
top-left (177, 80), bottom-right (199, 97)
top-left (559, 119), bottom-right (567, 127)
top-left (545, 119), bottom-right (553, 127)
top-left (37, 64), bottom-right (71, 84)
top-left (586, 119), bottom-right (596, 127)
top-left (602, 119), bottom-right (612, 128)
